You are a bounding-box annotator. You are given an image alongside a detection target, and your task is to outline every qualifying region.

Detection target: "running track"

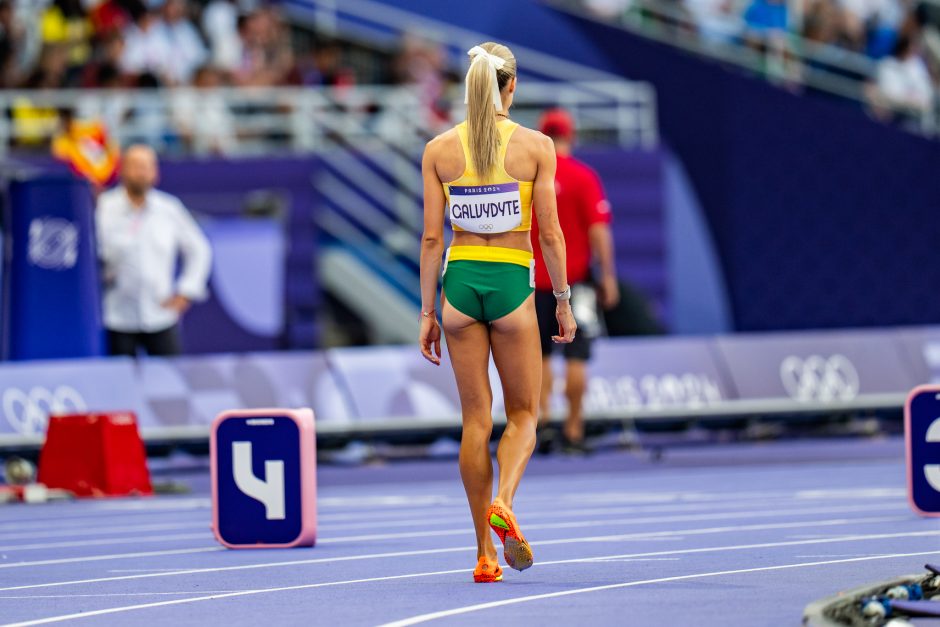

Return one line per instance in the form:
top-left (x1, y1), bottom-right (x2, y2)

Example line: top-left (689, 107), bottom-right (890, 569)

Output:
top-left (1, 437), bottom-right (938, 626)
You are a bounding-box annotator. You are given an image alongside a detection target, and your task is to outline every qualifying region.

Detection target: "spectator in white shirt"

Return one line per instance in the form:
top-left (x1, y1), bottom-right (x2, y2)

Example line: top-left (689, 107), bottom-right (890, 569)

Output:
top-left (871, 34), bottom-right (935, 116)
top-left (201, 0), bottom-right (241, 73)
top-left (684, 0), bottom-right (744, 44)
top-left (96, 144), bottom-right (212, 356)
top-left (120, 10), bottom-right (172, 81)
top-left (158, 0), bottom-right (206, 84)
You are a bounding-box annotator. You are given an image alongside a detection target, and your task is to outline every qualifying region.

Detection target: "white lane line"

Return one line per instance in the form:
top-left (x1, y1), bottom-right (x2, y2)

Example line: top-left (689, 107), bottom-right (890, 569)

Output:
top-left (0, 501), bottom-right (900, 549)
top-left (378, 549), bottom-right (940, 627)
top-left (0, 500), bottom-right (212, 526)
top-left (0, 592), bottom-right (244, 599)
top-left (550, 529), bottom-right (940, 563)
top-left (82, 498), bottom-right (211, 511)
top-left (0, 514), bottom-right (897, 572)
top-left (795, 488), bottom-right (904, 500)
top-left (313, 484), bottom-right (906, 512)
top-left (107, 569), bottom-right (199, 573)
top-left (4, 492), bottom-right (904, 538)
top-left (0, 514), bottom-right (208, 534)
top-left (530, 516), bottom-right (907, 548)
top-left (6, 546), bottom-right (940, 626)
top-left (553, 487), bottom-right (907, 506)
top-left (0, 534), bottom-right (210, 553)
top-left (318, 495), bottom-right (457, 509)
top-left (0, 497), bottom-right (803, 536)
top-left (0, 497), bottom-right (851, 539)
top-left (316, 485), bottom-right (903, 519)
top-left (311, 503), bottom-right (907, 545)
top-left (1, 510), bottom-right (690, 553)
top-left (299, 498), bottom-right (910, 534)
top-left (260, 499), bottom-right (903, 538)
top-left (0, 548), bottom-right (222, 570)
top-left (793, 554), bottom-right (884, 558)
top-left (0, 523), bottom-right (206, 542)
top-left (0, 484), bottom-right (903, 530)
top-left (566, 516), bottom-right (906, 545)
top-left (580, 558), bottom-right (681, 563)
top-left (0, 515), bottom-right (914, 584)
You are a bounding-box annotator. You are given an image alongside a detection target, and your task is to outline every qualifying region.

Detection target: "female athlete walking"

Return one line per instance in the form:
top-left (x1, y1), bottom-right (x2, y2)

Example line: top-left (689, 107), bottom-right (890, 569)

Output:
top-left (419, 42), bottom-right (576, 583)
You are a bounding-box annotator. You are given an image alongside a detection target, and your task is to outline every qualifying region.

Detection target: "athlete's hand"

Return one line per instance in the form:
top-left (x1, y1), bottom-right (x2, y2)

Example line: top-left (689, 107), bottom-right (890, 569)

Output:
top-left (419, 315), bottom-right (442, 365)
top-left (553, 302), bottom-right (577, 344)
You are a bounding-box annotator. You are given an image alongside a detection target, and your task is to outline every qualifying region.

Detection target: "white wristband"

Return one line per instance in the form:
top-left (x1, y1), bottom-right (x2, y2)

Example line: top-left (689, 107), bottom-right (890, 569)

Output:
top-left (553, 286), bottom-right (571, 301)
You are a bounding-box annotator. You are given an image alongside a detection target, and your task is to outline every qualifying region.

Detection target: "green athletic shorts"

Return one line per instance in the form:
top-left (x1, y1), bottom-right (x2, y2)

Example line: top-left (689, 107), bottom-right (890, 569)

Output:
top-left (443, 260), bottom-right (534, 323)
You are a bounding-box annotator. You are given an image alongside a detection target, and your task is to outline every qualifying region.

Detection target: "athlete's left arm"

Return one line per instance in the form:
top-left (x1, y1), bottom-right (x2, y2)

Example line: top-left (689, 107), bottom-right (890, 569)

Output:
top-left (533, 133), bottom-right (576, 344)
top-left (418, 141), bottom-right (445, 365)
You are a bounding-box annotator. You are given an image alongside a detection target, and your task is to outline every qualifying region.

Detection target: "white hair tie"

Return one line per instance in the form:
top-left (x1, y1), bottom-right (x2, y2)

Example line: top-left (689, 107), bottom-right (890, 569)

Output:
top-left (465, 46), bottom-right (506, 109)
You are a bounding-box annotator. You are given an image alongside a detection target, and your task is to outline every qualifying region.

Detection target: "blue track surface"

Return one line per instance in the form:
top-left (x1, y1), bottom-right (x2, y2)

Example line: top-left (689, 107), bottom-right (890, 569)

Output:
top-left (1, 437), bottom-right (938, 626)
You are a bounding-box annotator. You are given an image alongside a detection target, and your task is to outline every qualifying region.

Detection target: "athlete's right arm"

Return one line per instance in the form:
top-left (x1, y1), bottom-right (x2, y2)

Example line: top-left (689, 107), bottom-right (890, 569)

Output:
top-left (532, 134), bottom-right (576, 344)
top-left (418, 140), bottom-right (445, 365)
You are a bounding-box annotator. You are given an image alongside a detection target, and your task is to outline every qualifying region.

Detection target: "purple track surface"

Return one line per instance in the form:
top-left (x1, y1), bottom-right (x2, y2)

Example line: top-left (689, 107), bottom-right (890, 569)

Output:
top-left (1, 437), bottom-right (939, 626)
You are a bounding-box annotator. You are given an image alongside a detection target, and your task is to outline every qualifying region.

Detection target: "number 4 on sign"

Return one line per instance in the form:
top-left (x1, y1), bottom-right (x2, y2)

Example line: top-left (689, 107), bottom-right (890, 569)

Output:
top-left (210, 408), bottom-right (317, 549)
top-left (232, 441), bottom-right (285, 520)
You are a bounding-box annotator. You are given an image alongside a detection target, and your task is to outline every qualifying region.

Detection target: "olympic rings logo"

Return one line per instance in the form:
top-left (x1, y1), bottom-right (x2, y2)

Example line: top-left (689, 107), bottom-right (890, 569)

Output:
top-left (477, 224), bottom-right (495, 231)
top-left (779, 354), bottom-right (860, 403)
top-left (2, 386), bottom-right (88, 435)
top-left (28, 217), bottom-right (79, 270)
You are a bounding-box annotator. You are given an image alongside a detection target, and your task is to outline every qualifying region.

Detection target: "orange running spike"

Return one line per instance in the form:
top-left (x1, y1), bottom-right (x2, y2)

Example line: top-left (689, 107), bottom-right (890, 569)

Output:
top-left (487, 499), bottom-right (534, 571)
top-left (473, 556), bottom-right (503, 583)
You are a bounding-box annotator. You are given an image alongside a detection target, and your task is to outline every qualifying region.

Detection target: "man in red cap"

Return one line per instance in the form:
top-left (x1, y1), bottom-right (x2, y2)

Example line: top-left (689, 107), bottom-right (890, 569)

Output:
top-left (532, 108), bottom-right (619, 454)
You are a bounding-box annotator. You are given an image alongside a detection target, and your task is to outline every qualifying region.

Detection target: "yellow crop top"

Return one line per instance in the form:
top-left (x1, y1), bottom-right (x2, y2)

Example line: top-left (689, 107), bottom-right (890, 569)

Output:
top-left (442, 120), bottom-right (534, 234)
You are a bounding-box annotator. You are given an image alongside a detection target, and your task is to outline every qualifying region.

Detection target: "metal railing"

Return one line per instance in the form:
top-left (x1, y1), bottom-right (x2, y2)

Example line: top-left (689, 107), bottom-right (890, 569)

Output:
top-left (548, 0), bottom-right (940, 137)
top-left (0, 81), bottom-right (657, 157)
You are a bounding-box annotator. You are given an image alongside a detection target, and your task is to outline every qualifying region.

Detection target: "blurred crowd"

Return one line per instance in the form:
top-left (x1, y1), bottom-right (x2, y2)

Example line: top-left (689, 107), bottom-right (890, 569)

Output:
top-left (0, 0), bottom-right (352, 90)
top-left (0, 0), bottom-right (459, 155)
top-left (582, 0), bottom-right (940, 121)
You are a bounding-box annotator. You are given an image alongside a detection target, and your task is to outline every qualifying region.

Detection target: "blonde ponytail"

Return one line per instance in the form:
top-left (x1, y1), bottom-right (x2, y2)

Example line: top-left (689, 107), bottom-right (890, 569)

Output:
top-left (465, 42), bottom-right (516, 179)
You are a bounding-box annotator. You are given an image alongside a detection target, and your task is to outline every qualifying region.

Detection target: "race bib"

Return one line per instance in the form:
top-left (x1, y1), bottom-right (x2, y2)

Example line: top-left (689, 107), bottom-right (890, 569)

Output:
top-left (448, 183), bottom-right (522, 234)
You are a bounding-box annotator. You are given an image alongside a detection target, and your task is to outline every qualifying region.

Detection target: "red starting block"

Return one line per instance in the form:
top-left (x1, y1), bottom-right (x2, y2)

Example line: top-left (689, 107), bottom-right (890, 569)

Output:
top-left (37, 412), bottom-right (152, 498)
